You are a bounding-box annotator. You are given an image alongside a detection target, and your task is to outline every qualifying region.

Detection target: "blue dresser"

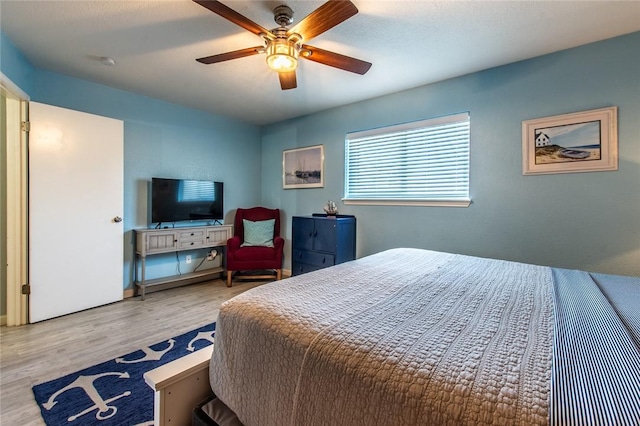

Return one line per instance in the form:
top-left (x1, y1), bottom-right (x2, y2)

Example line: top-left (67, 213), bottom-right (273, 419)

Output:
top-left (292, 214), bottom-right (356, 276)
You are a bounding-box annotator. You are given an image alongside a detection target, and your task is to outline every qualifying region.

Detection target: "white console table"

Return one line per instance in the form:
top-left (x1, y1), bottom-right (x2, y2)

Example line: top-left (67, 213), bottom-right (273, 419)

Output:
top-left (134, 225), bottom-right (233, 300)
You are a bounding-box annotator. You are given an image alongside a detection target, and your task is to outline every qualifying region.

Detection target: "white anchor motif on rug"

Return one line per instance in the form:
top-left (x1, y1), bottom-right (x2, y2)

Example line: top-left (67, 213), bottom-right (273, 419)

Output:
top-left (42, 372), bottom-right (131, 422)
top-left (187, 331), bottom-right (215, 352)
top-left (115, 339), bottom-right (175, 364)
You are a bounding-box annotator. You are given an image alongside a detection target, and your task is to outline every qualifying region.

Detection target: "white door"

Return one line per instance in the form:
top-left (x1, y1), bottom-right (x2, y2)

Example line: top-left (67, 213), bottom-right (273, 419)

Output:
top-left (29, 102), bottom-right (124, 322)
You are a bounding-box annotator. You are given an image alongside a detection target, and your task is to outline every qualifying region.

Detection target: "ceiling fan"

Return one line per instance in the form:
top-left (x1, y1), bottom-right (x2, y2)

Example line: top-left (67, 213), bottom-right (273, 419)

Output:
top-left (193, 0), bottom-right (372, 90)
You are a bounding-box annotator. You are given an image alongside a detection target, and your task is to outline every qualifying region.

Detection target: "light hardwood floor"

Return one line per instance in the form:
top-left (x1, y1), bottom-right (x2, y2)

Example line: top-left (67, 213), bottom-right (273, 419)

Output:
top-left (0, 279), bottom-right (267, 425)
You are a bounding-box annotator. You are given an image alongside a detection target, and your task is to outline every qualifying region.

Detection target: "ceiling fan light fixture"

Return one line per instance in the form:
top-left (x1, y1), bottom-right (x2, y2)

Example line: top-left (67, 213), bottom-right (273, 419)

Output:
top-left (266, 39), bottom-right (299, 73)
top-left (193, 0), bottom-right (372, 88)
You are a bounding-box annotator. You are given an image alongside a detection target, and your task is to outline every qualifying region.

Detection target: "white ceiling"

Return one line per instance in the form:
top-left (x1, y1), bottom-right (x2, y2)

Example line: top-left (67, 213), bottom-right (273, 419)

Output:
top-left (2, 1), bottom-right (639, 126)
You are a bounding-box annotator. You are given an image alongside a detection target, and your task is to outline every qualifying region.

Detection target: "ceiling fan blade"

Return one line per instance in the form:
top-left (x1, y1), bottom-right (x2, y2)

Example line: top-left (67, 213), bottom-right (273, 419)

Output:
top-left (301, 45), bottom-right (372, 75)
top-left (288, 0), bottom-right (358, 42)
top-left (193, 0), bottom-right (274, 38)
top-left (279, 71), bottom-right (297, 90)
top-left (196, 46), bottom-right (263, 64)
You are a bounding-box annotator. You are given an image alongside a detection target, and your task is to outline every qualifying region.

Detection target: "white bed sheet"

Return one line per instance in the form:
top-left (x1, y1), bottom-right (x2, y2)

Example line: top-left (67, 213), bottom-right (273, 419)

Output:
top-left (209, 248), bottom-right (554, 426)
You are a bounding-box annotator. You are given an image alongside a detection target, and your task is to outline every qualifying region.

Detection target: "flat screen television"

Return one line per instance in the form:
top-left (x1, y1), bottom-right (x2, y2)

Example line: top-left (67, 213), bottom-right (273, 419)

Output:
top-left (151, 177), bottom-right (224, 225)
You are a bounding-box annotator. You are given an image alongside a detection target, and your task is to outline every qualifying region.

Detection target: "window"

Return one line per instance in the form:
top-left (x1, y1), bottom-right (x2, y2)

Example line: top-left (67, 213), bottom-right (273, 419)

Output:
top-left (344, 112), bottom-right (470, 207)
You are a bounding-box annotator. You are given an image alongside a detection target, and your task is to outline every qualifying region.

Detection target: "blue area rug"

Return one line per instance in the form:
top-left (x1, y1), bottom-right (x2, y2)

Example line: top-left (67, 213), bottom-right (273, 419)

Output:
top-left (32, 322), bottom-right (216, 425)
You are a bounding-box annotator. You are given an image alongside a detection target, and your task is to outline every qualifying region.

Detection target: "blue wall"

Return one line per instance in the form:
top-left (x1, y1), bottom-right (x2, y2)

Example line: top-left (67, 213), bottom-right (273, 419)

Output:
top-left (0, 32), bottom-right (34, 94)
top-left (1, 32), bottom-right (262, 289)
top-left (2, 30), bottom-right (639, 286)
top-left (261, 32), bottom-right (640, 277)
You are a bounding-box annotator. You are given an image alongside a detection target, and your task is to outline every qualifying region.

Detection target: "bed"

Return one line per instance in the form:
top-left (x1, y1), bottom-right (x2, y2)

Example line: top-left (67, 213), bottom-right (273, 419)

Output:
top-left (204, 248), bottom-right (640, 426)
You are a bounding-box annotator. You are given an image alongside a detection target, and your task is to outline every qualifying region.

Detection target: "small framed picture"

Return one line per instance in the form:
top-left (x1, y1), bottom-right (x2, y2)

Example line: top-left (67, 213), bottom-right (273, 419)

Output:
top-left (283, 145), bottom-right (324, 189)
top-left (522, 106), bottom-right (618, 175)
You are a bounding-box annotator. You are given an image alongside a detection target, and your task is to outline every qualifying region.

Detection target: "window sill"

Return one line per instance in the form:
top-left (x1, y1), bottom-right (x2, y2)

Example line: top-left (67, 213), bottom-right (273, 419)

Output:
top-left (342, 199), bottom-right (472, 208)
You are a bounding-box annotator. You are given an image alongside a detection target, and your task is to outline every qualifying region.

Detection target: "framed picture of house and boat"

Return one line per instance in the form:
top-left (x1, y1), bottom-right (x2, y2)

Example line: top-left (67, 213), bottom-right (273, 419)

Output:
top-left (283, 145), bottom-right (324, 189)
top-left (522, 106), bottom-right (618, 175)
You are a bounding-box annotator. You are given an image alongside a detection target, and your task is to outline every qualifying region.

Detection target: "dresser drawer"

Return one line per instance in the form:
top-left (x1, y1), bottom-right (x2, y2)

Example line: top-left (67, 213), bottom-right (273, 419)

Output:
top-left (177, 229), bottom-right (207, 249)
top-left (178, 240), bottom-right (206, 249)
top-left (178, 229), bottom-right (206, 240)
top-left (293, 249), bottom-right (335, 267)
top-left (292, 262), bottom-right (325, 276)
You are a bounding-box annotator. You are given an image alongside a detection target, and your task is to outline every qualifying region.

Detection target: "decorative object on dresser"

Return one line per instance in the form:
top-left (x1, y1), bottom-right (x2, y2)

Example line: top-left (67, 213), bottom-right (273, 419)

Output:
top-left (292, 214), bottom-right (356, 276)
top-left (134, 225), bottom-right (232, 300)
top-left (226, 207), bottom-right (284, 287)
top-left (323, 200), bottom-right (338, 216)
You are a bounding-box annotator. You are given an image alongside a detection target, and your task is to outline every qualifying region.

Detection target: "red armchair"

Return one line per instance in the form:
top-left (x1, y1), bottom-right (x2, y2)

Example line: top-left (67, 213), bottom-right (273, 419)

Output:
top-left (226, 207), bottom-right (284, 287)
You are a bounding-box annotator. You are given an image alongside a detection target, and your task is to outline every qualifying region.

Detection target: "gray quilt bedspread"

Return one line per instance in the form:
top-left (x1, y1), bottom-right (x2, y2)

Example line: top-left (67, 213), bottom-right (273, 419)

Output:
top-left (209, 248), bottom-right (640, 426)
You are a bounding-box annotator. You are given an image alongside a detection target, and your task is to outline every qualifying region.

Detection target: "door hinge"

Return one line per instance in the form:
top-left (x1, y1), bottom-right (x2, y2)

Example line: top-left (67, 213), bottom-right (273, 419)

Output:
top-left (21, 121), bottom-right (30, 132)
top-left (21, 284), bottom-right (31, 295)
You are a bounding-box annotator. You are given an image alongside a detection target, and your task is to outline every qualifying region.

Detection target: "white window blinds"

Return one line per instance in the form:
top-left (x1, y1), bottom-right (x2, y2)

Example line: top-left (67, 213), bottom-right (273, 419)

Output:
top-left (344, 112), bottom-right (470, 207)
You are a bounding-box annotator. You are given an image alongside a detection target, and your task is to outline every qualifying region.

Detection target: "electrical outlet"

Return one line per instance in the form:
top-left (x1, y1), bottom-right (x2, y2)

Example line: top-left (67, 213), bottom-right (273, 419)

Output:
top-left (186, 255), bottom-right (192, 264)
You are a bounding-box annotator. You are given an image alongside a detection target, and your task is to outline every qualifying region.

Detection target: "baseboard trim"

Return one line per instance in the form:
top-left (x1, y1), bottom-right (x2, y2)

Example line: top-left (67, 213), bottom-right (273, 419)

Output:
top-left (283, 269), bottom-right (292, 278)
top-left (123, 288), bottom-right (135, 299)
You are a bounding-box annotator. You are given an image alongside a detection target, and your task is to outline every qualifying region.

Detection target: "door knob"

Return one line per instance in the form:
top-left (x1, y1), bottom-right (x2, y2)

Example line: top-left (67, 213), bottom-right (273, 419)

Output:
top-left (113, 216), bottom-right (123, 223)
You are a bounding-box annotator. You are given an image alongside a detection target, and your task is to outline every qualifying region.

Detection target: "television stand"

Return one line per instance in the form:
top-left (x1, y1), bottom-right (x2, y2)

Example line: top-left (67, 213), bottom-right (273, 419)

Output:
top-left (134, 225), bottom-right (233, 300)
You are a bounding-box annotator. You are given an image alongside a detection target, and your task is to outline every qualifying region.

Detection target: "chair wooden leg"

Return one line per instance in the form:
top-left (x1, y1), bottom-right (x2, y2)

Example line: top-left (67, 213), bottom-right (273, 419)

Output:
top-left (226, 271), bottom-right (233, 287)
top-left (276, 269), bottom-right (282, 280)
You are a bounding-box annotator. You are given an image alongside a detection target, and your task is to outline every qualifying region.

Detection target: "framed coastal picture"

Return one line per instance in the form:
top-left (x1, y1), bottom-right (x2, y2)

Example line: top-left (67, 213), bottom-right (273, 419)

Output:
top-left (522, 106), bottom-right (618, 175)
top-left (283, 145), bottom-right (324, 189)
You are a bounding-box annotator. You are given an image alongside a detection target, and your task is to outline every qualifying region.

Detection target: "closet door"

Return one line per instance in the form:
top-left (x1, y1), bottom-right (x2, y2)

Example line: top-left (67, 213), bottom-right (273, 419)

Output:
top-left (29, 102), bottom-right (123, 322)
